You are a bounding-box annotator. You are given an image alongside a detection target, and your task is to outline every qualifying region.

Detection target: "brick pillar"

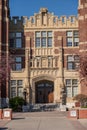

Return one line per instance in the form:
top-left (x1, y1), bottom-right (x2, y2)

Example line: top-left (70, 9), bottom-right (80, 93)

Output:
top-left (78, 0), bottom-right (87, 95)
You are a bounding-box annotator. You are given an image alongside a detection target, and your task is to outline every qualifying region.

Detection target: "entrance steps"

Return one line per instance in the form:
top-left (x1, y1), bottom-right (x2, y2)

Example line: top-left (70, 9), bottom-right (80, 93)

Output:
top-left (29, 103), bottom-right (60, 112)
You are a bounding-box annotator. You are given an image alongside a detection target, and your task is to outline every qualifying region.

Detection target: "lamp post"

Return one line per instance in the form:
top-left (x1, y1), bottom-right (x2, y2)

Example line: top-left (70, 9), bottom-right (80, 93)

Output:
top-left (23, 88), bottom-right (27, 105)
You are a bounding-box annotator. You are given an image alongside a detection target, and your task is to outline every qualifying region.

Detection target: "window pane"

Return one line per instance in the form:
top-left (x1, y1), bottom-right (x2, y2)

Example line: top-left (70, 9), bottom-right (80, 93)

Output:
top-left (74, 38), bottom-right (79, 42)
top-left (16, 57), bottom-right (22, 62)
top-left (36, 38), bottom-right (40, 47)
top-left (67, 31), bottom-right (73, 37)
top-left (66, 86), bottom-right (72, 97)
top-left (47, 38), bottom-right (52, 47)
top-left (74, 38), bottom-right (79, 46)
top-left (67, 56), bottom-right (74, 61)
top-left (36, 32), bottom-right (40, 37)
top-left (17, 87), bottom-right (23, 97)
top-left (74, 55), bottom-right (79, 62)
top-left (16, 63), bottom-right (22, 70)
top-left (17, 80), bottom-right (23, 85)
top-left (48, 32), bottom-right (52, 37)
top-left (9, 33), bottom-right (15, 38)
top-left (72, 79), bottom-right (78, 85)
top-left (67, 38), bottom-right (73, 46)
top-left (11, 87), bottom-right (16, 97)
top-left (16, 39), bottom-right (22, 48)
top-left (11, 80), bottom-right (16, 86)
top-left (16, 32), bottom-right (21, 37)
top-left (41, 38), bottom-right (46, 47)
top-left (67, 62), bottom-right (74, 70)
top-left (74, 31), bottom-right (79, 37)
top-left (72, 86), bottom-right (78, 97)
top-left (42, 32), bottom-right (46, 37)
top-left (9, 39), bottom-right (15, 47)
top-left (66, 79), bottom-right (71, 85)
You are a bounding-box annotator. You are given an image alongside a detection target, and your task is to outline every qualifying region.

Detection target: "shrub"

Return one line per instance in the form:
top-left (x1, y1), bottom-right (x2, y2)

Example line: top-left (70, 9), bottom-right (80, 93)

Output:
top-left (9, 97), bottom-right (25, 112)
top-left (73, 94), bottom-right (87, 107)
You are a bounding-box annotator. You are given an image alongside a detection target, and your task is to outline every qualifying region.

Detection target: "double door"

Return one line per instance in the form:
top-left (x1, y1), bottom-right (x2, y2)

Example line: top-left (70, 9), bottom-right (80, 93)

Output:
top-left (35, 80), bottom-right (54, 103)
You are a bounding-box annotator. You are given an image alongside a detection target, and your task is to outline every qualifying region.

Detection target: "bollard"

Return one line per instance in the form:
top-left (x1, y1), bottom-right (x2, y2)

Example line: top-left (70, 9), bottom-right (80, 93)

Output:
top-left (3, 108), bottom-right (12, 120)
top-left (68, 109), bottom-right (79, 119)
top-left (0, 109), bottom-right (2, 119)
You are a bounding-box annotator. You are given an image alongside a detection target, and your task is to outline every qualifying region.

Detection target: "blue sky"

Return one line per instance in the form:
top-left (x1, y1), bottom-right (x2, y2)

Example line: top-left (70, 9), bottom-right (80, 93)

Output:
top-left (10, 0), bottom-right (78, 17)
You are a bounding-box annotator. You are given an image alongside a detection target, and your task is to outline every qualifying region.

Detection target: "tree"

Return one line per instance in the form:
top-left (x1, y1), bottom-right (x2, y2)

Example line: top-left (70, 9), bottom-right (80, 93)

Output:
top-left (79, 55), bottom-right (87, 90)
top-left (0, 54), bottom-right (14, 108)
top-left (80, 55), bottom-right (87, 79)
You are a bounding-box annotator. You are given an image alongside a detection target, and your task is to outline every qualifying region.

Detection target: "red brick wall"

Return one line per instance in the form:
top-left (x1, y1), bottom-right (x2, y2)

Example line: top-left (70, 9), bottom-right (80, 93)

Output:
top-left (54, 31), bottom-right (66, 47)
top-left (24, 32), bottom-right (34, 48)
top-left (79, 109), bottom-right (87, 119)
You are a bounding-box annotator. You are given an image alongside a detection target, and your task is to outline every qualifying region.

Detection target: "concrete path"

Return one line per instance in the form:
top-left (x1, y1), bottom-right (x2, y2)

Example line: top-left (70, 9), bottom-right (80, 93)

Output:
top-left (0, 111), bottom-right (87, 130)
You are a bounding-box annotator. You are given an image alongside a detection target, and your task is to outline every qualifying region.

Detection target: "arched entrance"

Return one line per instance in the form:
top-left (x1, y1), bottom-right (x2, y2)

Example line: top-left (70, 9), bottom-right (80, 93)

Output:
top-left (35, 80), bottom-right (54, 103)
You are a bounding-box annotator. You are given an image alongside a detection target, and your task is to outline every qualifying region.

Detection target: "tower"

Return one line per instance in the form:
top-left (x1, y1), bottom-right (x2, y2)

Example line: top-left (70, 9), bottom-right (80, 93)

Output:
top-left (0, 0), bottom-right (10, 108)
top-left (78, 0), bottom-right (87, 94)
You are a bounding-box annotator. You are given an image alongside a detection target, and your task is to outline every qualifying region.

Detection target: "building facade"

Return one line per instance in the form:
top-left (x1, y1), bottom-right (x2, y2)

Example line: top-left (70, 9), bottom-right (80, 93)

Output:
top-left (0, 0), bottom-right (87, 108)
top-left (9, 8), bottom-right (79, 108)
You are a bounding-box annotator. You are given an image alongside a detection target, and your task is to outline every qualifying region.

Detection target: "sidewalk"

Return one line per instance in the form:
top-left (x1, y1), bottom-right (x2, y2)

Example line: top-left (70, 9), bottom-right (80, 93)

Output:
top-left (0, 111), bottom-right (87, 130)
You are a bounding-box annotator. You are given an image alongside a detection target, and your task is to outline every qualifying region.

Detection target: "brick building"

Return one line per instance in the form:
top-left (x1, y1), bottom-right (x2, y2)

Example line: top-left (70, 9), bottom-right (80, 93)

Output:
top-left (0, 0), bottom-right (87, 108)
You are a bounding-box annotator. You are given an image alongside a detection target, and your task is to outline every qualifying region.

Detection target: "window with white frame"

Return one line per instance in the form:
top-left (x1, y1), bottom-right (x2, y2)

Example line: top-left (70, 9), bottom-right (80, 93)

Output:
top-left (35, 31), bottom-right (52, 47)
top-left (10, 80), bottom-right (23, 98)
top-left (67, 55), bottom-right (79, 70)
top-left (67, 31), bottom-right (79, 47)
top-left (9, 32), bottom-right (22, 48)
top-left (66, 79), bottom-right (78, 97)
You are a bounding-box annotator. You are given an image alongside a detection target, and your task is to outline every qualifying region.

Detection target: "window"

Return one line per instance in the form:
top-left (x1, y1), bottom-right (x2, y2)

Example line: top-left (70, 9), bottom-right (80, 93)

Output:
top-left (67, 38), bottom-right (73, 46)
top-left (10, 80), bottom-right (23, 98)
top-left (66, 79), bottom-right (78, 97)
top-left (17, 87), bottom-right (23, 97)
top-left (11, 80), bottom-right (16, 86)
top-left (12, 57), bottom-right (22, 71)
top-left (11, 87), bottom-right (16, 97)
top-left (9, 32), bottom-right (22, 48)
top-left (15, 39), bottom-right (22, 48)
top-left (17, 80), bottom-right (23, 86)
top-left (35, 31), bottom-right (52, 48)
top-left (15, 57), bottom-right (22, 70)
top-left (67, 55), bottom-right (79, 70)
top-left (67, 31), bottom-right (79, 47)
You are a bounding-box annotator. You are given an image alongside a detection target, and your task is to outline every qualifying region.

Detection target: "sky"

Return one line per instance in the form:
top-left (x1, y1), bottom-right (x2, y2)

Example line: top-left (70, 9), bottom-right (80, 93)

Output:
top-left (9, 0), bottom-right (78, 17)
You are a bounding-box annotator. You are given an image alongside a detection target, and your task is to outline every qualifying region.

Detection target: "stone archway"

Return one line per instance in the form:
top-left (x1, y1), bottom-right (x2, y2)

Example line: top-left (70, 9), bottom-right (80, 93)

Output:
top-left (31, 75), bottom-right (55, 104)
